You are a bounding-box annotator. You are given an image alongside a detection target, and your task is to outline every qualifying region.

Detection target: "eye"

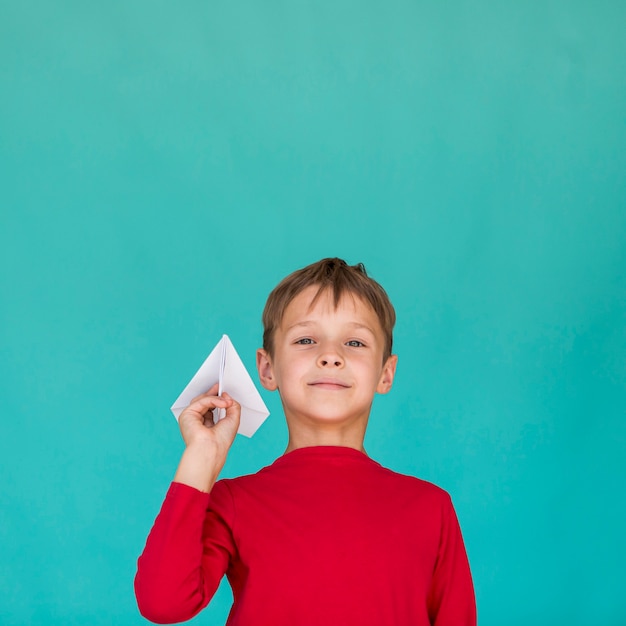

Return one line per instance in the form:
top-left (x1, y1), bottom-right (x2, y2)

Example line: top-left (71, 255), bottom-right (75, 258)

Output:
top-left (295, 337), bottom-right (315, 345)
top-left (346, 340), bottom-right (365, 347)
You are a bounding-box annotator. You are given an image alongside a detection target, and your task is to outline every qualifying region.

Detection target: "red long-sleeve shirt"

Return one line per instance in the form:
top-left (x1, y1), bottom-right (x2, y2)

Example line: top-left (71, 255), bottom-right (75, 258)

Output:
top-left (135, 446), bottom-right (476, 625)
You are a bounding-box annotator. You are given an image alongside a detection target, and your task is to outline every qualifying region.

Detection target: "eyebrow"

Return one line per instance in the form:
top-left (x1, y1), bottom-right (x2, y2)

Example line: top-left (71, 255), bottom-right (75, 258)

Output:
top-left (285, 321), bottom-right (377, 335)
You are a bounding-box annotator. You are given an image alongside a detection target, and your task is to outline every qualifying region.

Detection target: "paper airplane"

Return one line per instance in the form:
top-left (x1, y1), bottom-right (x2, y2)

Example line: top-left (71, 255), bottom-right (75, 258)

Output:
top-left (171, 334), bottom-right (270, 437)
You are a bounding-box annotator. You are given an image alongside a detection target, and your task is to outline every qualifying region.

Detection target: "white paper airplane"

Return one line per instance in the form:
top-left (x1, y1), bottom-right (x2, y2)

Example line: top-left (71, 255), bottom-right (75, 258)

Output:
top-left (171, 335), bottom-right (270, 437)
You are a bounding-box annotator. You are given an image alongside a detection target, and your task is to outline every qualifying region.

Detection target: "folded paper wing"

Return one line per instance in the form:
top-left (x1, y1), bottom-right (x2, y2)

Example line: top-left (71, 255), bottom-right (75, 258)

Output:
top-left (170, 334), bottom-right (270, 437)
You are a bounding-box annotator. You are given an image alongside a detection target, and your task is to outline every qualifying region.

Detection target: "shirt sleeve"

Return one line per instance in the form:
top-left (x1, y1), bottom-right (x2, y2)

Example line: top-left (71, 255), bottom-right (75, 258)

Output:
top-left (134, 481), bottom-right (236, 624)
top-left (426, 494), bottom-right (477, 626)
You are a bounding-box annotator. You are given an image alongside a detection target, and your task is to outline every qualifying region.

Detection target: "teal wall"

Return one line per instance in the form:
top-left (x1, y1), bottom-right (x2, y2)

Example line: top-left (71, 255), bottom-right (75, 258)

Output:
top-left (1, 2), bottom-right (625, 624)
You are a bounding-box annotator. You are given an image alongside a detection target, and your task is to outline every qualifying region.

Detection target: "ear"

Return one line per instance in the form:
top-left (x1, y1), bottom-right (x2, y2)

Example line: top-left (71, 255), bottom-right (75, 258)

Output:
top-left (376, 354), bottom-right (398, 394)
top-left (257, 348), bottom-right (278, 391)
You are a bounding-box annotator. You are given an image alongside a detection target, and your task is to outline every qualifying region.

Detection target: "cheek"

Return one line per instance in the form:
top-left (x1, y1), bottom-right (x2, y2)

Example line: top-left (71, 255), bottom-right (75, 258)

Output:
top-left (275, 357), bottom-right (306, 382)
top-left (357, 360), bottom-right (384, 385)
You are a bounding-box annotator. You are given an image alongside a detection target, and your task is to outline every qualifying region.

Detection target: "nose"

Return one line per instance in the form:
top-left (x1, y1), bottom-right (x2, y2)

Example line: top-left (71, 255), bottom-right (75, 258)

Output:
top-left (317, 346), bottom-right (344, 368)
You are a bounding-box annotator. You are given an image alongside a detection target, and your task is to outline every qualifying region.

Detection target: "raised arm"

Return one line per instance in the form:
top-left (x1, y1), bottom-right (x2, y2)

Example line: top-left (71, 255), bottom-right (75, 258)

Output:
top-left (135, 385), bottom-right (240, 623)
top-left (174, 384), bottom-right (241, 492)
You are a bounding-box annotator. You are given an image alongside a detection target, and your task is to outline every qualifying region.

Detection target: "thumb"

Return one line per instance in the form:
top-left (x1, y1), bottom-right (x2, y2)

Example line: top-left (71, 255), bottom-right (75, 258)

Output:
top-left (222, 393), bottom-right (241, 423)
top-left (215, 393), bottom-right (241, 438)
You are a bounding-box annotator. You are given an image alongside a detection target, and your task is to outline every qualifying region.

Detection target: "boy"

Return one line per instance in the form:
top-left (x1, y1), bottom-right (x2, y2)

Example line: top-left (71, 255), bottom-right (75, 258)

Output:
top-left (135, 258), bottom-right (476, 625)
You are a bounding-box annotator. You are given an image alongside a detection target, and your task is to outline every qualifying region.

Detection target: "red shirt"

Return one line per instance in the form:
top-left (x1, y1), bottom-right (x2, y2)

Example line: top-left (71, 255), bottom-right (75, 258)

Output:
top-left (135, 446), bottom-right (476, 625)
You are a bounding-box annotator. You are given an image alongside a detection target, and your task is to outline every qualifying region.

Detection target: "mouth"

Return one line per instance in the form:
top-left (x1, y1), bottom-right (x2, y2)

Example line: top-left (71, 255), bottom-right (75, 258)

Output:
top-left (308, 378), bottom-right (351, 390)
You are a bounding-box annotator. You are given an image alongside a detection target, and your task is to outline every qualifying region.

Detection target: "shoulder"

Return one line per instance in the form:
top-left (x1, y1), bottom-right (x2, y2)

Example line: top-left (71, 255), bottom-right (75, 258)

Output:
top-left (207, 461), bottom-right (280, 526)
top-left (210, 459), bottom-right (279, 497)
top-left (373, 462), bottom-right (454, 507)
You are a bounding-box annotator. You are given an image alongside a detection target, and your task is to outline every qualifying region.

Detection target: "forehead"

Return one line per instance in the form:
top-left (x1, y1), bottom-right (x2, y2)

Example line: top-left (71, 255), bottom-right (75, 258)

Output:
top-left (281, 285), bottom-right (382, 331)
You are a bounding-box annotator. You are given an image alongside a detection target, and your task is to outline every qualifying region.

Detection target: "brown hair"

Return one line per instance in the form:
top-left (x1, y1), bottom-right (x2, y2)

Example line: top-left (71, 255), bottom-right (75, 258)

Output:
top-left (262, 258), bottom-right (396, 361)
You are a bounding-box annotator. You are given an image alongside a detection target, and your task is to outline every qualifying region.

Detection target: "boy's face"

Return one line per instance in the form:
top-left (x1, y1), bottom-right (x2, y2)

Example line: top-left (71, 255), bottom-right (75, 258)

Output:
top-left (257, 285), bottom-right (397, 430)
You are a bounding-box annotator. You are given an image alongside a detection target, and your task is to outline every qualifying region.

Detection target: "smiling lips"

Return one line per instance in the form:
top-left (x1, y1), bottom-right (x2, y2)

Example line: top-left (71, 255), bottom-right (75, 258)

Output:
top-left (308, 378), bottom-right (351, 390)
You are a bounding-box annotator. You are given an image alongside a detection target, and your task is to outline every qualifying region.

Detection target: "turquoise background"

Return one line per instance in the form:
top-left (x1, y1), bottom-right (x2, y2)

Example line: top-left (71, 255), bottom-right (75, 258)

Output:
top-left (1, 1), bottom-right (625, 624)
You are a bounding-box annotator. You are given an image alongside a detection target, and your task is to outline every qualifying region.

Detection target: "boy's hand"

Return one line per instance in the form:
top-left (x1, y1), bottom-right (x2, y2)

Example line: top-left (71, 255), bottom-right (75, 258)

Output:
top-left (174, 383), bottom-right (241, 492)
top-left (178, 383), bottom-right (241, 450)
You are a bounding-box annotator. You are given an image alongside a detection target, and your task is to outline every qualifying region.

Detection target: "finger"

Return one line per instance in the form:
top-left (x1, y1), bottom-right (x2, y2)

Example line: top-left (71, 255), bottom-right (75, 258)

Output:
top-left (181, 395), bottom-right (233, 421)
top-left (212, 394), bottom-right (241, 441)
top-left (187, 396), bottom-right (232, 413)
top-left (221, 393), bottom-right (239, 410)
top-left (220, 393), bottom-right (241, 421)
top-left (190, 383), bottom-right (220, 404)
top-left (188, 389), bottom-right (233, 410)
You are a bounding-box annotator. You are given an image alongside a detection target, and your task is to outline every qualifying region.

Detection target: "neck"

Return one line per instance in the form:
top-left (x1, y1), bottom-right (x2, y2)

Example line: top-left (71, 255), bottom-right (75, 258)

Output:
top-left (284, 420), bottom-right (367, 454)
